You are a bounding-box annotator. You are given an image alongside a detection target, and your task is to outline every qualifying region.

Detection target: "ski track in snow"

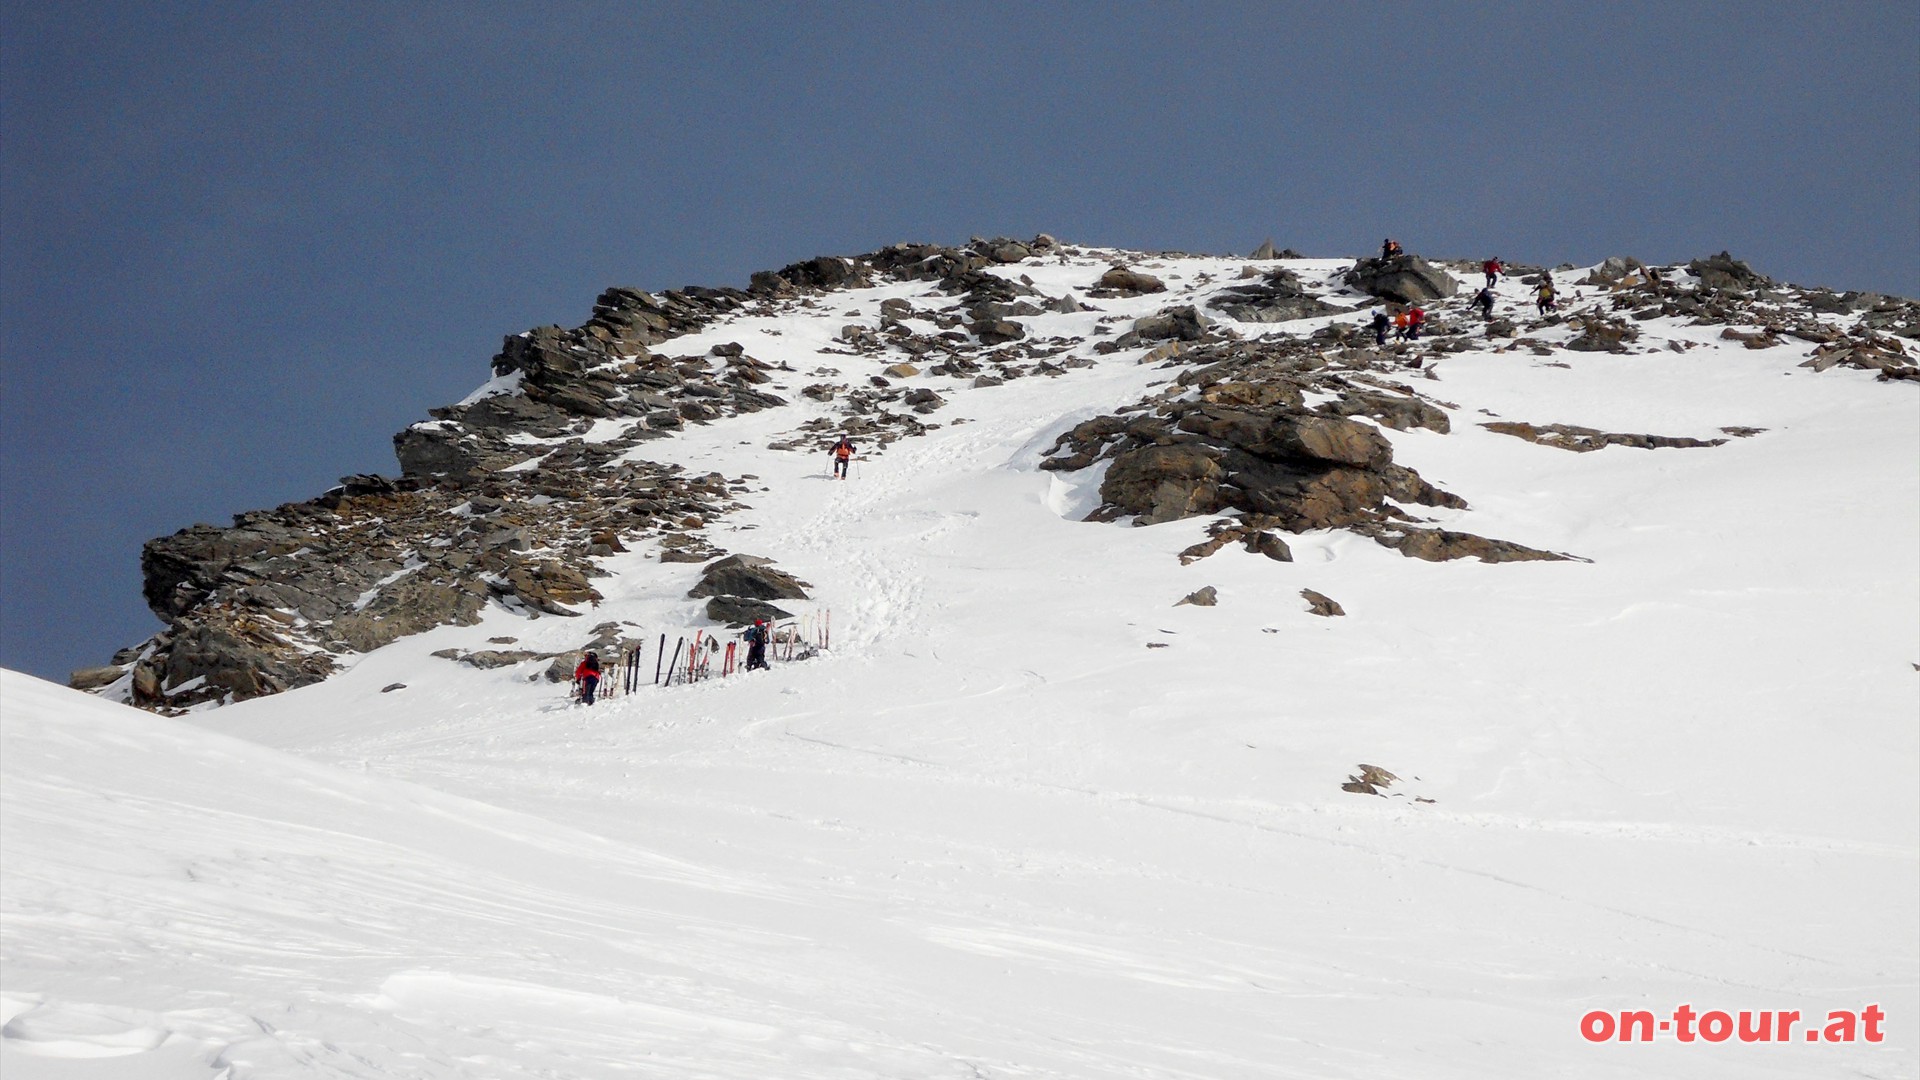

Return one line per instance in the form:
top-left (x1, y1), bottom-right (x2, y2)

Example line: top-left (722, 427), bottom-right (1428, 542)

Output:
top-left (5, 252), bottom-right (1917, 1079)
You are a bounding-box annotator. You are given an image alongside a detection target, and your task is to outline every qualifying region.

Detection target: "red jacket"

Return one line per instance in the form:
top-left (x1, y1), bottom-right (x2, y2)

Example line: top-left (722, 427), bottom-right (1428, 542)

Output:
top-left (574, 659), bottom-right (600, 681)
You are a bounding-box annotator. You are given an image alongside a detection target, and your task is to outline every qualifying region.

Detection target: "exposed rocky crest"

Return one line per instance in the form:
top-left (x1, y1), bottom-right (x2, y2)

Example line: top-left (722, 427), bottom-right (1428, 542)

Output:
top-left (74, 237), bottom-right (1914, 707)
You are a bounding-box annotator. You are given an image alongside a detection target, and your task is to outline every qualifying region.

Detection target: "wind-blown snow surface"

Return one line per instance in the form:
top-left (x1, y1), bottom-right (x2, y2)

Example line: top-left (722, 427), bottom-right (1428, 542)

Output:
top-left (4, 253), bottom-right (1917, 1078)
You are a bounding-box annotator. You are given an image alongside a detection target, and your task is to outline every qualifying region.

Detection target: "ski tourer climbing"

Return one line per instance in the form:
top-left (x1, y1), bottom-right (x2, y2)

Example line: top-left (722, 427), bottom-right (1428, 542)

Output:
top-left (1482, 257), bottom-right (1502, 288)
top-left (1536, 279), bottom-right (1557, 314)
top-left (1393, 308), bottom-right (1411, 341)
top-left (1406, 306), bottom-right (1426, 341)
top-left (1472, 286), bottom-right (1495, 319)
top-left (743, 619), bottom-right (771, 671)
top-left (829, 436), bottom-right (855, 479)
top-left (573, 650), bottom-right (602, 705)
top-left (1370, 309), bottom-right (1391, 346)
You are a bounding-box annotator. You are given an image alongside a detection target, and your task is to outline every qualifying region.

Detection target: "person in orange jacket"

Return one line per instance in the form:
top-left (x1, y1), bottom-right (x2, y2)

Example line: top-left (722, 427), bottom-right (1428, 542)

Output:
top-left (573, 650), bottom-right (602, 705)
top-left (829, 436), bottom-right (856, 479)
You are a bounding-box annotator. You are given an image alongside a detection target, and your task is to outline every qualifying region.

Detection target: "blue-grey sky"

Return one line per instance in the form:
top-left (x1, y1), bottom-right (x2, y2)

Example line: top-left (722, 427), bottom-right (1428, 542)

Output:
top-left (3, 2), bottom-right (1916, 681)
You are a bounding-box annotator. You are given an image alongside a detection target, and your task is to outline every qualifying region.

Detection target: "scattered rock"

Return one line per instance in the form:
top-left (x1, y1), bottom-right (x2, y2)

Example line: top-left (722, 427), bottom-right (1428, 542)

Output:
top-left (1176, 586), bottom-right (1218, 607)
top-left (1481, 421), bottom-right (1726, 452)
top-left (1566, 315), bottom-right (1641, 352)
top-left (1209, 269), bottom-right (1349, 323)
top-left (1370, 526), bottom-right (1574, 563)
top-left (1342, 763), bottom-right (1400, 796)
top-left (1301, 589), bottom-right (1344, 617)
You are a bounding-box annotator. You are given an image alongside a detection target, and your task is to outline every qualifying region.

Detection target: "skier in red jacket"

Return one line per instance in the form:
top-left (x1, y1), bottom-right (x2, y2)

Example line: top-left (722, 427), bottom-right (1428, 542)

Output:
top-left (573, 651), bottom-right (602, 705)
top-left (1482, 257), bottom-right (1502, 289)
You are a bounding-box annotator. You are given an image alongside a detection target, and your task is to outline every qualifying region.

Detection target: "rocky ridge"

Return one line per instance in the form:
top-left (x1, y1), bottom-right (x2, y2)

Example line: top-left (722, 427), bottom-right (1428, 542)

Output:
top-left (73, 238), bottom-right (1917, 709)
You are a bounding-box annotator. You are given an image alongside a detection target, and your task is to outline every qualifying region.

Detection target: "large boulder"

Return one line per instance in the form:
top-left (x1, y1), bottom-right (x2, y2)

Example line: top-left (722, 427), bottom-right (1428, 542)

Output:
top-left (687, 555), bottom-right (811, 601)
top-left (972, 319), bottom-right (1026, 345)
top-left (1091, 266), bottom-right (1167, 296)
top-left (705, 596), bottom-right (795, 627)
top-left (1129, 305), bottom-right (1212, 342)
top-left (1343, 255), bottom-right (1459, 304)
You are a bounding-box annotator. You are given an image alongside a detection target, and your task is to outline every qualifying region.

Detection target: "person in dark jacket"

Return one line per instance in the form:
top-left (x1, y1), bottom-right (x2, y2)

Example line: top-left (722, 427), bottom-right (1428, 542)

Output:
top-left (1472, 286), bottom-right (1495, 319)
top-left (573, 651), bottom-right (602, 705)
top-left (829, 436), bottom-right (856, 479)
top-left (1380, 238), bottom-right (1403, 260)
top-left (743, 620), bottom-right (771, 671)
top-left (1370, 309), bottom-right (1391, 346)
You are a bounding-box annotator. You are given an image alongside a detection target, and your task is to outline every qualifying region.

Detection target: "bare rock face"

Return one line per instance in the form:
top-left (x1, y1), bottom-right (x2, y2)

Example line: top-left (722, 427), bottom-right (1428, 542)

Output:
top-left (1080, 401), bottom-right (1456, 533)
top-left (1344, 255), bottom-right (1459, 304)
top-left (1099, 444), bottom-right (1229, 525)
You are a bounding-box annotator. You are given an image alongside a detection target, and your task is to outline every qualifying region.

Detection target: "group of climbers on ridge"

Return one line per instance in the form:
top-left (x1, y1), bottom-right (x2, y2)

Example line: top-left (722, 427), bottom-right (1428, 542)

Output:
top-left (1371, 243), bottom-right (1574, 344)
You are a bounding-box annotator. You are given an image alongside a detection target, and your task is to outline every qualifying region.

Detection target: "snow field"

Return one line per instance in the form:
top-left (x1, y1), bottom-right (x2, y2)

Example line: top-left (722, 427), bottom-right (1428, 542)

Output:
top-left (4, 250), bottom-right (1915, 1078)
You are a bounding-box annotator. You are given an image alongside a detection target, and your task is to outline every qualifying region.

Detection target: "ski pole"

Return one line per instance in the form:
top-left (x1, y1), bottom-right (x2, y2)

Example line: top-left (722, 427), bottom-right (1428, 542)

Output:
top-left (655, 634), bottom-right (666, 685)
top-left (666, 637), bottom-right (684, 686)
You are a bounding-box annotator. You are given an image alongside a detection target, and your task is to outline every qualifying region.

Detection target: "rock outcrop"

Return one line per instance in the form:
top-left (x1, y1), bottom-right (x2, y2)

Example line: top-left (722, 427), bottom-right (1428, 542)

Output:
top-left (1209, 269), bottom-right (1349, 324)
top-left (1344, 255), bottom-right (1459, 304)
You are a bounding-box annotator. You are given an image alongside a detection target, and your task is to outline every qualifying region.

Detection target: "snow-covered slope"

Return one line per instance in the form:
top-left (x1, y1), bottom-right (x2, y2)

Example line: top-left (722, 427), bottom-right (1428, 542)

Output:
top-left (5, 248), bottom-right (1917, 1078)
